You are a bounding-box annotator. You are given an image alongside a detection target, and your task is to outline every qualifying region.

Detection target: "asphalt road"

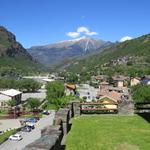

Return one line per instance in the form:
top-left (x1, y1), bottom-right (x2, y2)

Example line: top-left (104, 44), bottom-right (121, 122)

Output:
top-left (0, 111), bottom-right (55, 150)
top-left (22, 89), bottom-right (46, 102)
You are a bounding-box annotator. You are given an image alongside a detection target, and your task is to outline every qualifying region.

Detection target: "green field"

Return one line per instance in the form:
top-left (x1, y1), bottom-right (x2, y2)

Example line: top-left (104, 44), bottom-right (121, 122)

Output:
top-left (65, 115), bottom-right (150, 150)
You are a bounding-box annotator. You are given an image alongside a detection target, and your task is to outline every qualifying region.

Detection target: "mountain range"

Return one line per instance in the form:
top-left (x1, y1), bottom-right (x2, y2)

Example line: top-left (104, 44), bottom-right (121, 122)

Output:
top-left (0, 26), bottom-right (150, 77)
top-left (0, 26), bottom-right (45, 76)
top-left (28, 37), bottom-right (112, 66)
top-left (55, 33), bottom-right (150, 77)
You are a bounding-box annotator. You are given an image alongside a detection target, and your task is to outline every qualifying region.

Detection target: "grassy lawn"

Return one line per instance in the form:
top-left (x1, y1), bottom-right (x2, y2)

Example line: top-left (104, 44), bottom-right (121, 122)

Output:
top-left (44, 103), bottom-right (59, 110)
top-left (0, 129), bottom-right (17, 144)
top-left (65, 115), bottom-right (150, 150)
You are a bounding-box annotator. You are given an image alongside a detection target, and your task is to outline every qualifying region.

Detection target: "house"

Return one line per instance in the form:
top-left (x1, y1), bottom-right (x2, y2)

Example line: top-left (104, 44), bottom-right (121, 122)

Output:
top-left (97, 82), bottom-right (130, 103)
top-left (0, 89), bottom-right (22, 107)
top-left (98, 94), bottom-right (119, 109)
top-left (94, 75), bottom-right (108, 82)
top-left (141, 75), bottom-right (150, 85)
top-left (65, 84), bottom-right (76, 96)
top-left (130, 77), bottom-right (141, 86)
top-left (112, 75), bottom-right (129, 87)
top-left (99, 81), bottom-right (109, 89)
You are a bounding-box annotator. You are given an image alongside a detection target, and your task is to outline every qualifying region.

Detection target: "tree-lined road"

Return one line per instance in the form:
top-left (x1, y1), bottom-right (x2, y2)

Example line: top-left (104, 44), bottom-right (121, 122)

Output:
top-left (0, 111), bottom-right (55, 150)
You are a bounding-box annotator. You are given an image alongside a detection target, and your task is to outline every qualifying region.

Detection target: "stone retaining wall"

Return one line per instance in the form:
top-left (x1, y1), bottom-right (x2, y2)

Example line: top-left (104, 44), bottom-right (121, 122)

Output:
top-left (118, 101), bottom-right (134, 115)
top-left (23, 101), bottom-right (81, 150)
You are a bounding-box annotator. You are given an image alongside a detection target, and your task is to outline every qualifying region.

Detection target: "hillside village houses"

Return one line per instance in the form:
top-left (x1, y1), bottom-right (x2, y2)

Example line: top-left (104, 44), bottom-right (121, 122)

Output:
top-left (130, 77), bottom-right (141, 86)
top-left (97, 80), bottom-right (130, 104)
top-left (65, 84), bottom-right (76, 96)
top-left (0, 89), bottom-right (22, 107)
top-left (112, 75), bottom-right (129, 87)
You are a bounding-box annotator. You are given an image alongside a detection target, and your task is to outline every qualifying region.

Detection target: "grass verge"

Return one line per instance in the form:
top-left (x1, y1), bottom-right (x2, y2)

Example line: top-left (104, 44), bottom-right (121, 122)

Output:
top-left (0, 129), bottom-right (17, 144)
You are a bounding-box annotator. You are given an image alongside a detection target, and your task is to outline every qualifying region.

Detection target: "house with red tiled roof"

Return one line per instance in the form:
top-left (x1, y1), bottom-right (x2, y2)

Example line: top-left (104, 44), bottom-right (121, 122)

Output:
top-left (112, 75), bottom-right (129, 87)
top-left (65, 84), bottom-right (76, 96)
top-left (130, 77), bottom-right (141, 86)
top-left (94, 75), bottom-right (108, 82)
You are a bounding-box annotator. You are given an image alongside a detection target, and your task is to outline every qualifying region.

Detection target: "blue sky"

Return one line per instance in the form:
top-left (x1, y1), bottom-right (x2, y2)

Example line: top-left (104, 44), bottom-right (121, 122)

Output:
top-left (0, 0), bottom-right (150, 48)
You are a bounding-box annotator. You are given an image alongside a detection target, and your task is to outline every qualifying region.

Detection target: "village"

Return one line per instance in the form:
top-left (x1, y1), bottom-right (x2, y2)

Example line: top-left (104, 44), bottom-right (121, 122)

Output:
top-left (0, 73), bottom-right (150, 149)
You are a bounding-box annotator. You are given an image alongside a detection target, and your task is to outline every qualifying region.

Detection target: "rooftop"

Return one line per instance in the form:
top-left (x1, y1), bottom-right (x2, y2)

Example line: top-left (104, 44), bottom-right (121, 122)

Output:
top-left (42, 78), bottom-right (55, 82)
top-left (112, 75), bottom-right (129, 81)
top-left (66, 84), bottom-right (76, 90)
top-left (0, 89), bottom-right (22, 97)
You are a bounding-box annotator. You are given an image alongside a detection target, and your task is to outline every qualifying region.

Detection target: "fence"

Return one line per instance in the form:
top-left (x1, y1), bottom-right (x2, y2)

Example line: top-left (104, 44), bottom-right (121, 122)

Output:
top-left (80, 102), bottom-right (118, 114)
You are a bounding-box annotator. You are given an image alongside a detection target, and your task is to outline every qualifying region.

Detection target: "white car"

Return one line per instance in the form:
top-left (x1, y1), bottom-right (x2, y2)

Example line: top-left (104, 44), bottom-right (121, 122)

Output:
top-left (9, 134), bottom-right (23, 141)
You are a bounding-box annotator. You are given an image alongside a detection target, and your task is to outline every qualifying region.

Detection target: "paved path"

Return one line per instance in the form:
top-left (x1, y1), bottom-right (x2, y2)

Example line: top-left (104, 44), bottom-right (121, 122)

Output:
top-left (0, 111), bottom-right (55, 150)
top-left (0, 119), bottom-right (21, 132)
top-left (22, 89), bottom-right (46, 102)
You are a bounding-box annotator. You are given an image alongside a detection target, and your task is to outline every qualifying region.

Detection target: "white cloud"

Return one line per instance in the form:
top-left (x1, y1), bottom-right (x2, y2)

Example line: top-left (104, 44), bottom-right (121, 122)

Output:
top-left (66, 26), bottom-right (98, 38)
top-left (77, 26), bottom-right (89, 33)
top-left (120, 36), bottom-right (133, 42)
top-left (66, 32), bottom-right (80, 38)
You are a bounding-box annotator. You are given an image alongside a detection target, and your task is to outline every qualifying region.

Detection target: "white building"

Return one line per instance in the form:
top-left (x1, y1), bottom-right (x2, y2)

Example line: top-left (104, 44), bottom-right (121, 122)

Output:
top-left (0, 89), bottom-right (22, 107)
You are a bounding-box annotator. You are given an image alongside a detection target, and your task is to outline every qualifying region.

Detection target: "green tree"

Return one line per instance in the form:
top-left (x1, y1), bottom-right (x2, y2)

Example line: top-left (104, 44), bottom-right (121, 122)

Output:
top-left (66, 72), bottom-right (78, 83)
top-left (7, 99), bottom-right (17, 107)
top-left (19, 79), bottom-right (41, 92)
top-left (26, 98), bottom-right (41, 111)
top-left (131, 84), bottom-right (150, 103)
top-left (46, 81), bottom-right (65, 104)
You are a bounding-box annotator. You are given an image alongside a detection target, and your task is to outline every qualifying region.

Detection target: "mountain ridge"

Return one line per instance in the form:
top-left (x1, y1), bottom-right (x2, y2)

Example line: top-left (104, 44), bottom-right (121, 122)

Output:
top-left (28, 37), bottom-right (113, 66)
top-left (0, 26), bottom-right (45, 75)
top-left (54, 33), bottom-right (150, 77)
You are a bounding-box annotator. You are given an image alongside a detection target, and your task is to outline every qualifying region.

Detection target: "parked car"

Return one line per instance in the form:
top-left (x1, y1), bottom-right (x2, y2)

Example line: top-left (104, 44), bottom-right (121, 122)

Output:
top-left (75, 92), bottom-right (80, 97)
top-left (43, 110), bottom-right (50, 115)
top-left (34, 116), bottom-right (40, 120)
top-left (25, 123), bottom-right (35, 129)
top-left (9, 134), bottom-right (22, 141)
top-left (21, 126), bottom-right (31, 132)
top-left (87, 92), bottom-right (90, 95)
top-left (26, 118), bottom-right (38, 123)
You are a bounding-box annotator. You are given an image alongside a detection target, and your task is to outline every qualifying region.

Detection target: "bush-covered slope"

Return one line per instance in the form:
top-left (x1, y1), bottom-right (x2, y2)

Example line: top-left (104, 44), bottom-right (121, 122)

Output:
top-left (56, 34), bottom-right (150, 76)
top-left (0, 26), bottom-right (46, 75)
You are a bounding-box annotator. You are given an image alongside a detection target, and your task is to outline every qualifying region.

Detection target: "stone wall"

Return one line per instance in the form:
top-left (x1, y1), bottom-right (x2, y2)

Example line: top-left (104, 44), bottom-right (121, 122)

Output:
top-left (23, 101), bottom-right (81, 150)
top-left (118, 101), bottom-right (134, 115)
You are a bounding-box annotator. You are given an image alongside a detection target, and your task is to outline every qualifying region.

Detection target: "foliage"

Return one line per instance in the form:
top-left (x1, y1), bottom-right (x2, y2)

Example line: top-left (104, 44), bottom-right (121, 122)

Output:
top-left (7, 99), bottom-right (17, 107)
top-left (46, 81), bottom-right (78, 108)
top-left (43, 95), bottom-right (77, 110)
top-left (42, 103), bottom-right (59, 110)
top-left (66, 116), bottom-right (150, 150)
top-left (0, 78), bottom-right (41, 92)
top-left (131, 84), bottom-right (150, 103)
top-left (26, 98), bottom-right (41, 110)
top-left (46, 81), bottom-right (65, 104)
top-left (18, 79), bottom-right (42, 92)
top-left (55, 95), bottom-right (77, 108)
top-left (0, 129), bottom-right (17, 144)
top-left (0, 56), bottom-right (46, 76)
top-left (67, 73), bottom-right (78, 83)
top-left (0, 26), bottom-right (46, 76)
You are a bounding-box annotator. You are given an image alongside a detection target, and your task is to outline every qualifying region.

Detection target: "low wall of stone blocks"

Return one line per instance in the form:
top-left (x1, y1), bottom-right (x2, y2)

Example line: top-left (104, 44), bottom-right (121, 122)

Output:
top-left (23, 101), bottom-right (81, 150)
top-left (118, 101), bottom-right (134, 115)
